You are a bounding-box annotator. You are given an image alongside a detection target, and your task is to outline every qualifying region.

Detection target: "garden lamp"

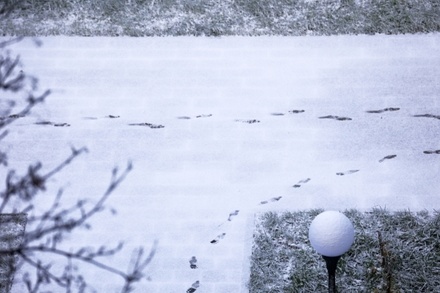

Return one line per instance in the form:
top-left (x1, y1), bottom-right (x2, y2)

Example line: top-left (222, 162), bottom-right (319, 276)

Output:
top-left (308, 211), bottom-right (354, 293)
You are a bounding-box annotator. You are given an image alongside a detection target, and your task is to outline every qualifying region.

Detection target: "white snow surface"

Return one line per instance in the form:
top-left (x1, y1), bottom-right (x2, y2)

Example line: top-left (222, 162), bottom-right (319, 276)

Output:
top-left (2, 34), bottom-right (440, 292)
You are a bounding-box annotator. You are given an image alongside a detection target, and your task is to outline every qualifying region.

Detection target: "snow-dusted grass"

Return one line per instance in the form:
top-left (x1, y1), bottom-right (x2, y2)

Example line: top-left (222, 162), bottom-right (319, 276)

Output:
top-left (2, 0), bottom-right (440, 36)
top-left (250, 209), bottom-right (440, 292)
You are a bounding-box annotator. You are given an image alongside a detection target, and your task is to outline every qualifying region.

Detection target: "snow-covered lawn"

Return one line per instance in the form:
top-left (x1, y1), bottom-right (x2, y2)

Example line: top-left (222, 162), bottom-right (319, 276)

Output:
top-left (3, 34), bottom-right (440, 292)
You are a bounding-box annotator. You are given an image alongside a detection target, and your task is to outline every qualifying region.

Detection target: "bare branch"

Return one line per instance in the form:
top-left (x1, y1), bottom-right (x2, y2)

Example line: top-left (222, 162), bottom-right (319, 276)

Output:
top-left (0, 37), bottom-right (24, 49)
top-left (22, 246), bottom-right (128, 280)
top-left (0, 163), bottom-right (45, 213)
top-left (24, 161), bottom-right (131, 244)
top-left (121, 240), bottom-right (158, 293)
top-left (0, 129), bottom-right (8, 140)
top-left (18, 251), bottom-right (67, 288)
top-left (0, 147), bottom-right (86, 214)
top-left (42, 147), bottom-right (88, 180)
top-left (0, 90), bottom-right (50, 129)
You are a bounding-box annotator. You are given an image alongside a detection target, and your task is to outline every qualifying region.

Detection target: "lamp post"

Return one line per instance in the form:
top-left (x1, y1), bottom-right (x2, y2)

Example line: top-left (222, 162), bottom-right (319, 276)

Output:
top-left (308, 211), bottom-right (354, 293)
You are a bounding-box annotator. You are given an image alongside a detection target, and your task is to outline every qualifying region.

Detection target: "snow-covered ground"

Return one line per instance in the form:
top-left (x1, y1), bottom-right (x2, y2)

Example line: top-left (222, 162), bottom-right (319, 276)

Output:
top-left (3, 34), bottom-right (440, 292)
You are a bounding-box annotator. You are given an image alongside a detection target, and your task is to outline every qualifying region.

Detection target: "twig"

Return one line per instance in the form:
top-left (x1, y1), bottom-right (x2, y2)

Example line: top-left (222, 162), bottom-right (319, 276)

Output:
top-left (42, 147), bottom-right (88, 180)
top-left (0, 144), bottom-right (80, 214)
top-left (18, 251), bottom-right (67, 288)
top-left (0, 90), bottom-right (50, 129)
top-left (377, 231), bottom-right (394, 293)
top-left (121, 240), bottom-right (158, 293)
top-left (0, 38), bottom-right (24, 48)
top-left (23, 246), bottom-right (128, 280)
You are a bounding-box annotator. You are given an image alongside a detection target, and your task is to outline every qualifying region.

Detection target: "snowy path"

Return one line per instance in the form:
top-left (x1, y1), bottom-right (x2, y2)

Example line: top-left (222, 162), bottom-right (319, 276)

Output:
top-left (2, 34), bottom-right (440, 292)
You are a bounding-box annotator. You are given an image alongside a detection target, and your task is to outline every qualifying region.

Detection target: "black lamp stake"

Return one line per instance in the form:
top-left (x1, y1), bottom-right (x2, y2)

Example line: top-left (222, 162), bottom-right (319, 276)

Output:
top-left (322, 255), bottom-right (341, 293)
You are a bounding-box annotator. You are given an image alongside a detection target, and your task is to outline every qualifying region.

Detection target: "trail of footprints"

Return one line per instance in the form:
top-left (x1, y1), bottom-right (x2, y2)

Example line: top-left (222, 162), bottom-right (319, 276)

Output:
top-left (9, 108), bottom-right (440, 292)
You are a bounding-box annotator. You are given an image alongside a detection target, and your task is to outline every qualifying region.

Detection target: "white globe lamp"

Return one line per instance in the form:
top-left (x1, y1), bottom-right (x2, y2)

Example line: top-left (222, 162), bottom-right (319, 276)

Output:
top-left (308, 211), bottom-right (355, 293)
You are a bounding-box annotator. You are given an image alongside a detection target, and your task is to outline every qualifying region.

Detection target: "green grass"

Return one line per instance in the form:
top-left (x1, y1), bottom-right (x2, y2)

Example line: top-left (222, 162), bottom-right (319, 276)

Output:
top-left (1, 0), bottom-right (440, 36)
top-left (250, 209), bottom-right (440, 292)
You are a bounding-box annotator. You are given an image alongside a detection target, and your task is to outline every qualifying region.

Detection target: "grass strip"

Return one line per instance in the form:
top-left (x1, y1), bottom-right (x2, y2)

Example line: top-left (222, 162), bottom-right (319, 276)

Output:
top-left (1, 0), bottom-right (440, 36)
top-left (249, 208), bottom-right (440, 292)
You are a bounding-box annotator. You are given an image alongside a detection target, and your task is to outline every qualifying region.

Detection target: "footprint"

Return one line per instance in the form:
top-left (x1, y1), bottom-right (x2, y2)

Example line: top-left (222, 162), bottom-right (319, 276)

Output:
top-left (128, 122), bottom-right (164, 129)
top-left (35, 121), bottom-right (54, 125)
top-left (289, 110), bottom-right (305, 114)
top-left (379, 155), bottom-right (397, 163)
top-left (196, 114), bottom-right (212, 118)
top-left (178, 114), bottom-right (212, 119)
top-left (217, 210), bottom-right (240, 228)
top-left (383, 107), bottom-right (400, 112)
top-left (83, 115), bottom-right (119, 120)
top-left (423, 150), bottom-right (440, 154)
top-left (235, 119), bottom-right (260, 124)
top-left (413, 114), bottom-right (440, 120)
top-left (210, 233), bottom-right (226, 244)
top-left (35, 121), bottom-right (71, 127)
top-left (189, 256), bottom-right (198, 269)
top-left (336, 170), bottom-right (359, 176)
top-left (293, 178), bottom-right (311, 188)
top-left (6, 114), bottom-right (25, 119)
top-left (227, 210), bottom-right (240, 221)
top-left (366, 107), bottom-right (400, 114)
top-left (186, 281), bottom-right (200, 293)
top-left (319, 115), bottom-right (352, 121)
top-left (260, 196), bottom-right (282, 205)
top-left (54, 123), bottom-right (71, 127)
